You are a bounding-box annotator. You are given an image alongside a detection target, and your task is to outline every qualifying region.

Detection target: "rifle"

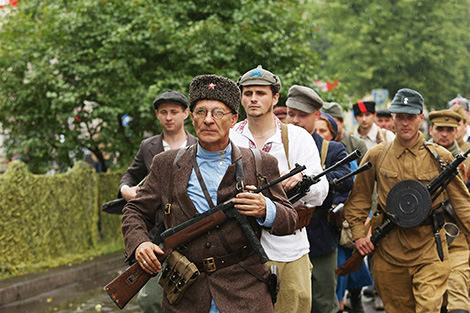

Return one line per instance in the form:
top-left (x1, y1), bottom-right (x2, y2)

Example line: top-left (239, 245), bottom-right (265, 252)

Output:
top-left (102, 176), bottom-right (148, 215)
top-left (286, 149), bottom-right (362, 204)
top-left (327, 162), bottom-right (373, 228)
top-left (105, 164), bottom-right (306, 309)
top-left (336, 147), bottom-right (470, 276)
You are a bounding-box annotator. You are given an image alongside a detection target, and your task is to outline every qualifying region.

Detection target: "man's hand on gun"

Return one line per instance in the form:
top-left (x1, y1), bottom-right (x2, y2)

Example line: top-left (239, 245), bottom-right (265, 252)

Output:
top-left (233, 185), bottom-right (267, 218)
top-left (121, 186), bottom-right (140, 202)
top-left (355, 237), bottom-right (375, 256)
top-left (135, 241), bottom-right (164, 275)
top-left (280, 171), bottom-right (303, 191)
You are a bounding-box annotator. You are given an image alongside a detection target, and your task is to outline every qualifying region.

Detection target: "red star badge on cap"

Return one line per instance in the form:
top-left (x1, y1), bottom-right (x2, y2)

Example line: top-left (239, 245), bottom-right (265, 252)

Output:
top-left (208, 83), bottom-right (216, 90)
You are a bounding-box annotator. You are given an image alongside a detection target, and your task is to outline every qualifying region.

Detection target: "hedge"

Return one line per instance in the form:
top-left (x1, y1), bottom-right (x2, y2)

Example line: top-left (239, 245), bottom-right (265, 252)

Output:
top-left (0, 160), bottom-right (125, 277)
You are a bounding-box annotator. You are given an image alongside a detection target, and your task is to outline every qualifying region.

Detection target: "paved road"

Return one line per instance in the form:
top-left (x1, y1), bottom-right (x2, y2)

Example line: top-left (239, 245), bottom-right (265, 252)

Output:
top-left (3, 261), bottom-right (385, 313)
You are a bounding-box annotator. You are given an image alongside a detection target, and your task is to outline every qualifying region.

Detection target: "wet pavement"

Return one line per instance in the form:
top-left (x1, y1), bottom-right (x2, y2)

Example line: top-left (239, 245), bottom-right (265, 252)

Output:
top-left (0, 251), bottom-right (385, 313)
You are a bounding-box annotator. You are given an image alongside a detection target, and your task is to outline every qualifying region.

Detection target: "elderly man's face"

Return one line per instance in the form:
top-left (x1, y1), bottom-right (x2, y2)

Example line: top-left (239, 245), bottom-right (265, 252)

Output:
top-left (191, 100), bottom-right (238, 152)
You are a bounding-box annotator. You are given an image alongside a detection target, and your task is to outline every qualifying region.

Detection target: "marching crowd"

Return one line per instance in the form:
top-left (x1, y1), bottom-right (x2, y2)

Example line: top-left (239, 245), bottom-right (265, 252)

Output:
top-left (118, 66), bottom-right (470, 313)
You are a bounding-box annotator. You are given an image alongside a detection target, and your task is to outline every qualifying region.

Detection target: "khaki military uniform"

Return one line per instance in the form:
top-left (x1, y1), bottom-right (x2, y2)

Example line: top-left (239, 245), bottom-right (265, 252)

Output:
top-left (443, 140), bottom-right (470, 312)
top-left (344, 133), bottom-right (470, 313)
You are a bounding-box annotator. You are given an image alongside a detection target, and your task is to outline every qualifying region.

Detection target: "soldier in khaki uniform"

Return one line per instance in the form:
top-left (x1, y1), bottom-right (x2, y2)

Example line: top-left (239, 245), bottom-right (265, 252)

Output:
top-left (344, 88), bottom-right (470, 313)
top-left (428, 109), bottom-right (470, 313)
top-left (450, 104), bottom-right (470, 153)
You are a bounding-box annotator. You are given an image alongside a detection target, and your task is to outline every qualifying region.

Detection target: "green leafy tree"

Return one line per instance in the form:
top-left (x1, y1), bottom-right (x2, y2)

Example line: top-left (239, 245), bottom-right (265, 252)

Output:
top-left (312, 0), bottom-right (470, 108)
top-left (0, 0), bottom-right (324, 173)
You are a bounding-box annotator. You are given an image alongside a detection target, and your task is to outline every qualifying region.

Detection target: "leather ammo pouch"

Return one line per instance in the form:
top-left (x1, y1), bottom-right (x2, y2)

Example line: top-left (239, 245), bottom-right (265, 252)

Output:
top-left (294, 204), bottom-right (316, 229)
top-left (158, 250), bottom-right (200, 304)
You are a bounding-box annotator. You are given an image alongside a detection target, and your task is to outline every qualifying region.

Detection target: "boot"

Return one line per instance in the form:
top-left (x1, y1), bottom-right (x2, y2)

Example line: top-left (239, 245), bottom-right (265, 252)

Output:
top-left (348, 288), bottom-right (365, 313)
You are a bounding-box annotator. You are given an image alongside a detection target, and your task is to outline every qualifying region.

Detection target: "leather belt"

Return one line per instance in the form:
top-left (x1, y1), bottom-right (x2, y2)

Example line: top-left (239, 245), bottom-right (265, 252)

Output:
top-left (420, 207), bottom-right (445, 226)
top-left (195, 246), bottom-right (251, 273)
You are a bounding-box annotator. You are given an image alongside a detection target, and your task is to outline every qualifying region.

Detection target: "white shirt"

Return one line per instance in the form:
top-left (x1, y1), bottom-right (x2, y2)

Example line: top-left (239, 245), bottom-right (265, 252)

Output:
top-left (230, 117), bottom-right (329, 262)
top-left (465, 125), bottom-right (470, 142)
top-left (354, 123), bottom-right (395, 150)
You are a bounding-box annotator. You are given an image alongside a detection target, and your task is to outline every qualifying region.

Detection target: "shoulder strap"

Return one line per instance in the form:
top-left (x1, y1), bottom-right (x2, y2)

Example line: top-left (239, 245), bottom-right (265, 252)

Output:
top-left (165, 145), bottom-right (192, 215)
top-left (250, 148), bottom-right (267, 186)
top-left (280, 123), bottom-right (290, 169)
top-left (320, 140), bottom-right (330, 169)
top-left (424, 141), bottom-right (446, 171)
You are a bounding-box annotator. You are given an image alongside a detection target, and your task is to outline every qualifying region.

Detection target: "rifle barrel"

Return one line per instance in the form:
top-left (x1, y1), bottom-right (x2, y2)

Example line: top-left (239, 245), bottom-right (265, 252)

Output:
top-left (331, 162), bottom-right (372, 188)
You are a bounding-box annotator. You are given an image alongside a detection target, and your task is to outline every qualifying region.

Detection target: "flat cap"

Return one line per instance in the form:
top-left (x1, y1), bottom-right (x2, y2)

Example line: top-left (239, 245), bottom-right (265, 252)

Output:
top-left (389, 88), bottom-right (424, 114)
top-left (189, 74), bottom-right (240, 113)
top-left (429, 109), bottom-right (461, 127)
top-left (321, 102), bottom-right (343, 119)
top-left (376, 109), bottom-right (392, 118)
top-left (153, 90), bottom-right (189, 110)
top-left (353, 101), bottom-right (376, 116)
top-left (447, 94), bottom-right (469, 112)
top-left (285, 85), bottom-right (323, 113)
top-left (237, 65), bottom-right (282, 93)
top-left (450, 104), bottom-right (467, 123)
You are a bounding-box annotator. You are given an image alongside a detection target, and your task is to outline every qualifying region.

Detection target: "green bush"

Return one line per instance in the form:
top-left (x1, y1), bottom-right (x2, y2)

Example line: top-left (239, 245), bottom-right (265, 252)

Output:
top-left (0, 160), bottom-right (124, 277)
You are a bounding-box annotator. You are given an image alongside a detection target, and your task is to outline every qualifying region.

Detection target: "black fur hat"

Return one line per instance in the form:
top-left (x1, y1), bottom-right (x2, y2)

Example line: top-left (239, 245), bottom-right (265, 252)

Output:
top-left (189, 74), bottom-right (240, 114)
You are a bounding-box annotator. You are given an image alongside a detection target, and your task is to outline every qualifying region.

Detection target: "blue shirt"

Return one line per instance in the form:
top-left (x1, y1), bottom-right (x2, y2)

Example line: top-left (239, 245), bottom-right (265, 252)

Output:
top-left (186, 143), bottom-right (276, 312)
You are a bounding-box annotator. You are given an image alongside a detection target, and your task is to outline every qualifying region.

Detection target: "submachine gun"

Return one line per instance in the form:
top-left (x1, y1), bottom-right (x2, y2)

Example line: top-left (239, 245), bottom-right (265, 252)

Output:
top-left (105, 164), bottom-right (306, 309)
top-left (336, 147), bottom-right (470, 276)
top-left (285, 150), bottom-right (372, 229)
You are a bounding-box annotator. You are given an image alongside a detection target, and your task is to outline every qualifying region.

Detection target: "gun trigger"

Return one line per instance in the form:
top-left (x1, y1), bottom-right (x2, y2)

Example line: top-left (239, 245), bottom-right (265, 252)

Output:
top-left (165, 203), bottom-right (171, 215)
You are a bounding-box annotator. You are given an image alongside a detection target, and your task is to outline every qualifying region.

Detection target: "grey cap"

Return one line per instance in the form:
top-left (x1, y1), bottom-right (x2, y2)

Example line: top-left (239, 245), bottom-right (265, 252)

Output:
top-left (153, 90), bottom-right (189, 110)
top-left (322, 102), bottom-right (343, 118)
top-left (237, 65), bottom-right (282, 93)
top-left (286, 85), bottom-right (323, 113)
top-left (447, 94), bottom-right (469, 112)
top-left (389, 88), bottom-right (424, 114)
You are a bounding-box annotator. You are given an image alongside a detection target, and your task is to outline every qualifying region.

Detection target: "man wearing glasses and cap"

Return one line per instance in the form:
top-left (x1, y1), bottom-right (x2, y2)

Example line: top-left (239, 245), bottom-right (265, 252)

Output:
top-left (344, 88), bottom-right (470, 313)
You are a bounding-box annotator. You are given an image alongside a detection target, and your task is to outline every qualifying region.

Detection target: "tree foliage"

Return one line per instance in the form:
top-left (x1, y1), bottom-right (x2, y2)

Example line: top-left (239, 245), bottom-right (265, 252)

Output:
top-left (312, 0), bottom-right (470, 109)
top-left (0, 0), bottom-right (321, 173)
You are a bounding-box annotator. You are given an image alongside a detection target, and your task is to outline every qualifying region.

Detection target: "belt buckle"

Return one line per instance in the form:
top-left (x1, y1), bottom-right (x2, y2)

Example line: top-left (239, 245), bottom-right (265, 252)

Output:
top-left (203, 257), bottom-right (216, 273)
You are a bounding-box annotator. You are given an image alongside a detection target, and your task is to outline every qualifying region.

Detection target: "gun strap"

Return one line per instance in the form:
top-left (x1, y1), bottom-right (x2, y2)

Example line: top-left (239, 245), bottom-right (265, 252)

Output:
top-left (320, 140), bottom-right (330, 170)
top-left (165, 146), bottom-right (192, 215)
top-left (251, 148), bottom-right (267, 186)
top-left (280, 123), bottom-right (290, 169)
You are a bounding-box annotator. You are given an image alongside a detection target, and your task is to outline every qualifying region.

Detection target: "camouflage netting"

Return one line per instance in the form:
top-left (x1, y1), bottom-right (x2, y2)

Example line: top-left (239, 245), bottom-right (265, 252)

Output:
top-left (0, 160), bottom-right (125, 276)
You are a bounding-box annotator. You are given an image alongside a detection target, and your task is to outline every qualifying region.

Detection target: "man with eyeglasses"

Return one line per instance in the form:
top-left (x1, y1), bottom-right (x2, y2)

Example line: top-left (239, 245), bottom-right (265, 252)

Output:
top-left (121, 74), bottom-right (298, 313)
top-left (118, 90), bottom-right (197, 313)
top-left (230, 66), bottom-right (329, 313)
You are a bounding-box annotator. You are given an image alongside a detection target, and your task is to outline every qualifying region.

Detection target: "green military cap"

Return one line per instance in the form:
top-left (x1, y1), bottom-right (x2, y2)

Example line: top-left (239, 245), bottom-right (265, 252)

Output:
top-left (428, 109), bottom-right (461, 127)
top-left (450, 104), bottom-right (467, 123)
top-left (389, 88), bottom-right (424, 114)
top-left (237, 65), bottom-right (282, 93)
top-left (321, 102), bottom-right (343, 118)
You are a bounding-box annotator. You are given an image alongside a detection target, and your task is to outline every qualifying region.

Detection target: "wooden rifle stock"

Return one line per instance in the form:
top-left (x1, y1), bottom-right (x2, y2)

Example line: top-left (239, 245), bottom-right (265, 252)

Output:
top-left (336, 218), bottom-right (394, 276)
top-left (105, 210), bottom-right (227, 309)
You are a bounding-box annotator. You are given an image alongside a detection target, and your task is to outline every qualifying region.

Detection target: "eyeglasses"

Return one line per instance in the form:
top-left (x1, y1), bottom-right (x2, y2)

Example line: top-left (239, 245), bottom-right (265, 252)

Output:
top-left (193, 108), bottom-right (232, 120)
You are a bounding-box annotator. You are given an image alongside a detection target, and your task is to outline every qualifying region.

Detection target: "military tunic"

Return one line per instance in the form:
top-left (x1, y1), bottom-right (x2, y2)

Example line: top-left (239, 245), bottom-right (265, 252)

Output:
top-left (344, 132), bottom-right (470, 312)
